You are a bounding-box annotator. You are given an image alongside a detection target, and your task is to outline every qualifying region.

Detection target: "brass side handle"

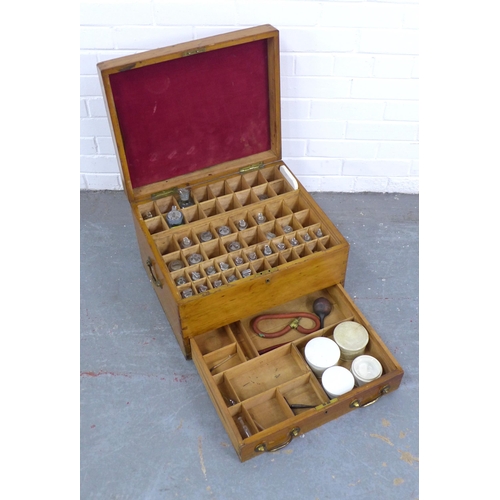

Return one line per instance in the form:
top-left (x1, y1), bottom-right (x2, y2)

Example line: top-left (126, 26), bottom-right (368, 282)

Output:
top-left (255, 427), bottom-right (300, 453)
top-left (146, 257), bottom-right (162, 288)
top-left (350, 385), bottom-right (391, 409)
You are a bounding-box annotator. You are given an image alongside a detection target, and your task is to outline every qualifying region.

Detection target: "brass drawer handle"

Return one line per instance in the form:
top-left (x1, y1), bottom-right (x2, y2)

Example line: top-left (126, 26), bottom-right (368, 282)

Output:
top-left (146, 257), bottom-right (162, 288)
top-left (350, 385), bottom-right (390, 409)
top-left (255, 427), bottom-right (300, 453)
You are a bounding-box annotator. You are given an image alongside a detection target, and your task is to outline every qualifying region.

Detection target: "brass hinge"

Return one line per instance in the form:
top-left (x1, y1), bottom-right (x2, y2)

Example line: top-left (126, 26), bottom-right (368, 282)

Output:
top-left (315, 398), bottom-right (338, 411)
top-left (182, 47), bottom-right (206, 57)
top-left (151, 187), bottom-right (179, 201)
top-left (239, 162), bottom-right (264, 174)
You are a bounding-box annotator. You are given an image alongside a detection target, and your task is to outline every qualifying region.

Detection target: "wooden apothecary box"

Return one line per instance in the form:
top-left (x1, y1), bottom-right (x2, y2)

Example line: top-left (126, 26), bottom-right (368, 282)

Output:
top-left (98, 25), bottom-right (403, 462)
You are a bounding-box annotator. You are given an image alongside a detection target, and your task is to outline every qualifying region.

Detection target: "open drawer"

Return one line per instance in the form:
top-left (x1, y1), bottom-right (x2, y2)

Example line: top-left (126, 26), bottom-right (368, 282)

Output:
top-left (191, 283), bottom-right (404, 462)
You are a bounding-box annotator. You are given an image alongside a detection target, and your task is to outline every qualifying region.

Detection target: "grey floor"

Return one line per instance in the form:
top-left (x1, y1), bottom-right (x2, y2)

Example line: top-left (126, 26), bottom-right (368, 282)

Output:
top-left (81, 191), bottom-right (418, 500)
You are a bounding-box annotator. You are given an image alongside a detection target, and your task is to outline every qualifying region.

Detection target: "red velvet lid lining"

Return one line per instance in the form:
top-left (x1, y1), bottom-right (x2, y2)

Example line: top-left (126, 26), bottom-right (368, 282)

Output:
top-left (109, 40), bottom-right (271, 189)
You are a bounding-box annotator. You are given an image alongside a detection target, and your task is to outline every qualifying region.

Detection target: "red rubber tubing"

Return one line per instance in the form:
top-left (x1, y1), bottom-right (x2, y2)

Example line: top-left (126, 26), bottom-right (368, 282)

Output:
top-left (251, 312), bottom-right (321, 338)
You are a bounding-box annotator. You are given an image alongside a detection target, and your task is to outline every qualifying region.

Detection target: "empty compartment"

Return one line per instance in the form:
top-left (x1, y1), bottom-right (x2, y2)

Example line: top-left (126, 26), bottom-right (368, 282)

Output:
top-left (268, 179), bottom-right (292, 196)
top-left (225, 176), bottom-right (245, 193)
top-left (191, 185), bottom-right (213, 203)
top-left (199, 199), bottom-right (219, 218)
top-left (240, 227), bottom-right (264, 247)
top-left (208, 180), bottom-right (229, 198)
top-left (241, 170), bottom-right (265, 188)
top-left (245, 389), bottom-right (294, 430)
top-left (194, 326), bottom-right (236, 355)
top-left (226, 344), bottom-right (310, 401)
top-left (201, 239), bottom-right (227, 260)
top-left (319, 235), bottom-right (336, 249)
top-left (264, 200), bottom-right (290, 220)
top-left (153, 233), bottom-right (177, 256)
top-left (283, 193), bottom-right (308, 214)
top-left (234, 189), bottom-right (255, 207)
top-left (182, 204), bottom-right (206, 224)
top-left (217, 194), bottom-right (240, 212)
top-left (258, 165), bottom-right (282, 183)
top-left (145, 217), bottom-right (167, 235)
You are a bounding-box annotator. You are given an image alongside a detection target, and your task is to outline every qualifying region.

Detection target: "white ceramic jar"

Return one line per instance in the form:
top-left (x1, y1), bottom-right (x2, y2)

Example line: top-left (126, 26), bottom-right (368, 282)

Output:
top-left (321, 366), bottom-right (355, 398)
top-left (351, 355), bottom-right (383, 386)
top-left (304, 337), bottom-right (340, 377)
top-left (333, 321), bottom-right (369, 360)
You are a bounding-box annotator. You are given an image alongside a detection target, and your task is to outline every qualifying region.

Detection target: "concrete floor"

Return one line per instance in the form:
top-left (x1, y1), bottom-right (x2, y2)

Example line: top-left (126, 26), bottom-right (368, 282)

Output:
top-left (80, 191), bottom-right (418, 499)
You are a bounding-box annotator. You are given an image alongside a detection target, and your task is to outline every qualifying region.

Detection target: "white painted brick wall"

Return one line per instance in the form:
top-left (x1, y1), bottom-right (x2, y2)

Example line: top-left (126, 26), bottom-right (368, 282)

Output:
top-left (80, 0), bottom-right (419, 193)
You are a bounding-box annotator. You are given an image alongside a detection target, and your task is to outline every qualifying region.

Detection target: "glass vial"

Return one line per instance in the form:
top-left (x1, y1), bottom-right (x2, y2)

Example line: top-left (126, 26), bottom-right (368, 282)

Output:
top-left (178, 188), bottom-right (194, 208)
top-left (166, 205), bottom-right (184, 228)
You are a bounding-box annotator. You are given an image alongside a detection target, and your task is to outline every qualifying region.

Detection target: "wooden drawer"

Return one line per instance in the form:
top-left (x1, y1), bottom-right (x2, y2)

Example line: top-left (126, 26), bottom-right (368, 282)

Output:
top-left (190, 284), bottom-right (404, 462)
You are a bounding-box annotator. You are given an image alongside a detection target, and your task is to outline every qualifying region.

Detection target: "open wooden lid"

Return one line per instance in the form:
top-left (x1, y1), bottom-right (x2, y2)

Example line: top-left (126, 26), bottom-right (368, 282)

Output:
top-left (98, 25), bottom-right (281, 202)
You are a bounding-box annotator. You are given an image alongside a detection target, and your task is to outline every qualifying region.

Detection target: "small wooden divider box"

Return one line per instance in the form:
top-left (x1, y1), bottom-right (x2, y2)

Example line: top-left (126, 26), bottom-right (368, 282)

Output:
top-left (98, 25), bottom-right (403, 462)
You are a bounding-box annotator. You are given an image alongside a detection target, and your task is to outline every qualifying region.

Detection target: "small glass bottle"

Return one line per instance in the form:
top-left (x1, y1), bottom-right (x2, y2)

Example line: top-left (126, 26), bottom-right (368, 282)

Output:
top-left (237, 219), bottom-right (248, 231)
top-left (227, 241), bottom-right (241, 252)
top-left (236, 415), bottom-right (252, 438)
top-left (180, 236), bottom-right (192, 249)
top-left (166, 205), bottom-right (184, 228)
top-left (218, 225), bottom-right (231, 237)
top-left (247, 251), bottom-right (257, 261)
top-left (263, 244), bottom-right (273, 256)
top-left (187, 253), bottom-right (203, 265)
top-left (168, 259), bottom-right (184, 272)
top-left (199, 231), bottom-right (213, 243)
top-left (255, 213), bottom-right (266, 224)
top-left (205, 265), bottom-right (216, 276)
top-left (178, 188), bottom-right (194, 208)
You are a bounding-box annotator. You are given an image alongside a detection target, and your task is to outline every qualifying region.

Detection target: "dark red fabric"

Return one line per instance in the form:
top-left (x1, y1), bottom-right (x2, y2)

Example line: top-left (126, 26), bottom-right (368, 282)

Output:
top-left (109, 40), bottom-right (271, 189)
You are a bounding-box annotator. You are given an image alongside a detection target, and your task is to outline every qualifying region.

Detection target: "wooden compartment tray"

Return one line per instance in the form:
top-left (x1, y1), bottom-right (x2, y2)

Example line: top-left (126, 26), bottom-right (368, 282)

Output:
top-left (130, 162), bottom-right (349, 357)
top-left (191, 284), bottom-right (404, 462)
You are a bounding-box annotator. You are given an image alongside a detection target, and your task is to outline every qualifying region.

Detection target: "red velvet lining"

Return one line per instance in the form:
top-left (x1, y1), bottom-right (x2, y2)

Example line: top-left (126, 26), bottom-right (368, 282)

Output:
top-left (109, 40), bottom-right (271, 189)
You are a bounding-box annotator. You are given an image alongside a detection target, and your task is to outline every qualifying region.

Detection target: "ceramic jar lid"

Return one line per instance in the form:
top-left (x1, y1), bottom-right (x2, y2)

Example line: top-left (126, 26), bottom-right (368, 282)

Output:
top-left (351, 355), bottom-right (383, 386)
top-left (304, 337), bottom-right (340, 377)
top-left (333, 321), bottom-right (369, 360)
top-left (321, 366), bottom-right (355, 398)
